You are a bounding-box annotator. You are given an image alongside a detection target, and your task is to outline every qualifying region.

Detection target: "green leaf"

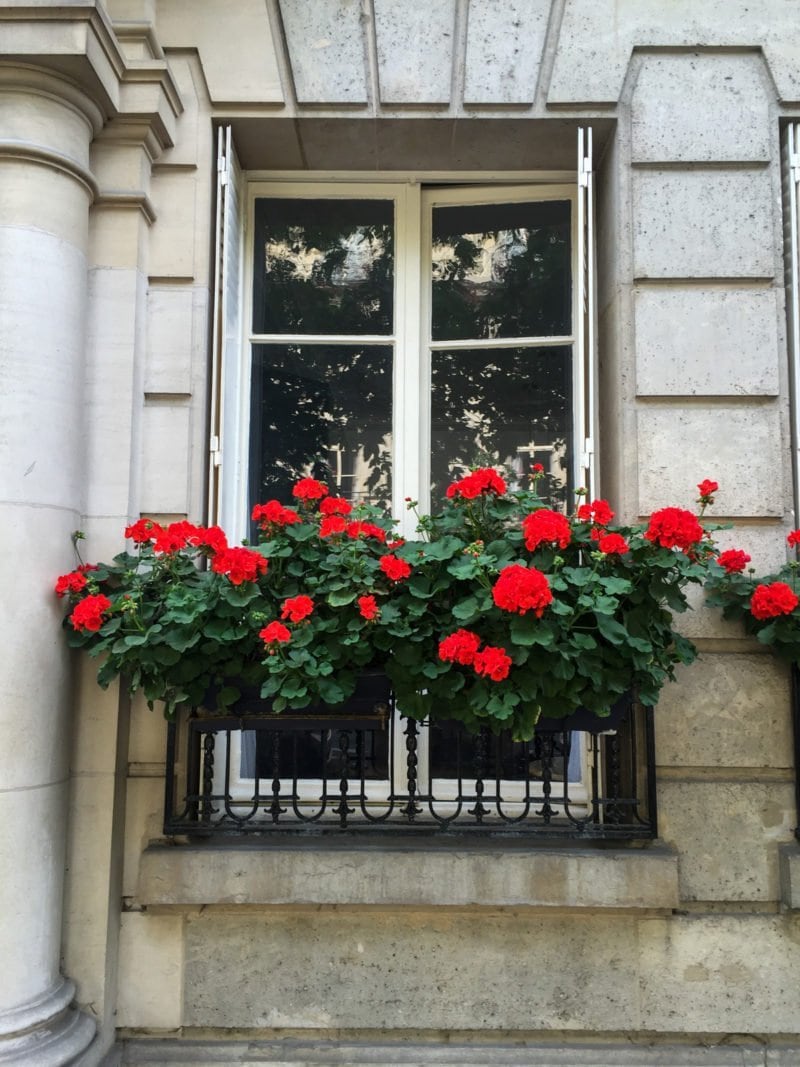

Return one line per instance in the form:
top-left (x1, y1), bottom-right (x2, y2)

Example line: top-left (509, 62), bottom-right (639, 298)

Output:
top-left (594, 613), bottom-right (629, 645)
top-left (451, 596), bottom-right (479, 621)
top-left (327, 590), bottom-right (357, 607)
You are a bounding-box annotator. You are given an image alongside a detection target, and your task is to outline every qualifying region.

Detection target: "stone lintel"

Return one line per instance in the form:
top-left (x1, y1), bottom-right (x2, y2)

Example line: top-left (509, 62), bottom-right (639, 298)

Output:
top-left (138, 841), bottom-right (680, 910)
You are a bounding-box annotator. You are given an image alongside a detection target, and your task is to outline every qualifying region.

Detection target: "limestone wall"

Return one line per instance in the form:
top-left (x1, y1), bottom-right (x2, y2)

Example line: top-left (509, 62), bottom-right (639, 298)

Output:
top-left (2, 1), bottom-right (798, 1063)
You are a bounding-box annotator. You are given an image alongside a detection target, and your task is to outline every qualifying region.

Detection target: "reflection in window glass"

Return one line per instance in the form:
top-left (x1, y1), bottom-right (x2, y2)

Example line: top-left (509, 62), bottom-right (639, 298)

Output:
top-left (248, 343), bottom-right (393, 523)
top-left (431, 200), bottom-right (571, 341)
top-left (253, 198), bottom-right (394, 335)
top-left (430, 346), bottom-right (572, 508)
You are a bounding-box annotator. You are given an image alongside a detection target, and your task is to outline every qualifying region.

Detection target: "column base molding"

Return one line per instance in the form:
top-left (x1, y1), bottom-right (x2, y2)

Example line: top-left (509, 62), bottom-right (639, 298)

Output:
top-left (0, 979), bottom-right (95, 1066)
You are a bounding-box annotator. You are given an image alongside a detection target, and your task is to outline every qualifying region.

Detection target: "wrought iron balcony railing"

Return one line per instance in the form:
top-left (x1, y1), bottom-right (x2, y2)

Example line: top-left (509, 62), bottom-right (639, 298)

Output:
top-left (163, 693), bottom-right (657, 841)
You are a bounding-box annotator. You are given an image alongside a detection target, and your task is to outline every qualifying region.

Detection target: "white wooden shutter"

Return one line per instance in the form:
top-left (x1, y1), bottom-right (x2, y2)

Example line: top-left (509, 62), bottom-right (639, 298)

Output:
top-left (576, 126), bottom-right (598, 499)
top-left (208, 125), bottom-right (244, 526)
top-left (786, 123), bottom-right (800, 517)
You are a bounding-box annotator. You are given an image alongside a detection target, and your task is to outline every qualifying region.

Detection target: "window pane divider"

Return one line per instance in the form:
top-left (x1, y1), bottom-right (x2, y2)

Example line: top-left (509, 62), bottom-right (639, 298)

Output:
top-left (249, 333), bottom-right (395, 346)
top-left (429, 335), bottom-right (573, 350)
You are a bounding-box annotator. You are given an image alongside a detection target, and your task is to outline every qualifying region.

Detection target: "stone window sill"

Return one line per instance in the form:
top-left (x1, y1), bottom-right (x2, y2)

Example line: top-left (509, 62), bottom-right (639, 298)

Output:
top-left (137, 838), bottom-right (679, 911)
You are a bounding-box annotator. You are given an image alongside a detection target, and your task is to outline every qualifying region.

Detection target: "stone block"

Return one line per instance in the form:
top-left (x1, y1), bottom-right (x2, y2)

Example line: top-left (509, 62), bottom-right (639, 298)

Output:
top-left (779, 843), bottom-right (800, 909)
top-left (157, 55), bottom-right (200, 168)
top-left (463, 0), bottom-right (549, 105)
top-left (145, 286), bottom-right (194, 394)
top-left (279, 0), bottom-right (367, 105)
top-left (632, 53), bottom-right (771, 163)
top-left (634, 287), bottom-right (780, 396)
top-left (632, 169), bottom-right (775, 279)
top-left (184, 910), bottom-right (640, 1029)
top-left (657, 780), bottom-right (795, 901)
top-left (123, 778), bottom-right (164, 899)
top-left (638, 913), bottom-right (800, 1032)
top-left (137, 842), bottom-right (679, 910)
top-left (154, 0), bottom-right (283, 104)
top-left (89, 204), bottom-right (148, 271)
top-left (149, 169), bottom-right (197, 279)
top-left (375, 0), bottom-right (455, 104)
top-left (72, 660), bottom-right (124, 776)
top-left (139, 400), bottom-right (191, 514)
top-left (636, 405), bottom-right (784, 517)
top-left (117, 912), bottom-right (183, 1029)
top-left (654, 654), bottom-right (792, 769)
top-left (128, 693), bottom-right (169, 767)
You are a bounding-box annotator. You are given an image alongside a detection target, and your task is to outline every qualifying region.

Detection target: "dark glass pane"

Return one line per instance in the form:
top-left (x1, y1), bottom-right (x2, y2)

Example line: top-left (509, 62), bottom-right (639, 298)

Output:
top-left (430, 346), bottom-right (572, 508)
top-left (245, 727), bottom-right (389, 781)
top-left (429, 721), bottom-right (578, 783)
top-left (248, 343), bottom-right (392, 522)
top-left (253, 198), bottom-right (394, 335)
top-left (431, 200), bottom-right (571, 341)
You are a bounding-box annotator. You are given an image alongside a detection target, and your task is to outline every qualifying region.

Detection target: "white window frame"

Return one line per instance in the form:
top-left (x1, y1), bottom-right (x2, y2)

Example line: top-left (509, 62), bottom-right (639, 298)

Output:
top-left (211, 139), bottom-right (599, 808)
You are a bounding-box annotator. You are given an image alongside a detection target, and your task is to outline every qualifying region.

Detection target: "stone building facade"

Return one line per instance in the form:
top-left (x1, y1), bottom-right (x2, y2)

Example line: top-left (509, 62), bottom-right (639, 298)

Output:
top-left (1, 1), bottom-right (800, 1064)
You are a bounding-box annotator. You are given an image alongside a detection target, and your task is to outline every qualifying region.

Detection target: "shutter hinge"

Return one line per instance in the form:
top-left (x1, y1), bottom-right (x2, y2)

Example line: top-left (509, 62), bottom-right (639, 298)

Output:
top-left (791, 152), bottom-right (800, 184)
top-left (210, 435), bottom-right (222, 467)
top-left (217, 152), bottom-right (228, 186)
top-left (581, 437), bottom-right (594, 470)
top-left (579, 157), bottom-right (592, 187)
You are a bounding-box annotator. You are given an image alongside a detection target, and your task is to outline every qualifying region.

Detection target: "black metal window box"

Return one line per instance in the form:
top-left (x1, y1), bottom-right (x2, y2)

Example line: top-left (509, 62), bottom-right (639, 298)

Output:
top-left (163, 692), bottom-right (657, 842)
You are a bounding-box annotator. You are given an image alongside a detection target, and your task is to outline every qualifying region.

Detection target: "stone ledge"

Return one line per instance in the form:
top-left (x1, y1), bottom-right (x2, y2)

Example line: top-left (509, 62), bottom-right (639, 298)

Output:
top-left (779, 842), bottom-right (800, 909)
top-left (137, 840), bottom-right (679, 910)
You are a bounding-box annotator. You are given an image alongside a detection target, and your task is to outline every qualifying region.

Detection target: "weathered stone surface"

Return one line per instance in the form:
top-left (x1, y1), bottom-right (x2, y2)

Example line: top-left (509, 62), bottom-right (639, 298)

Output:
top-left (638, 914), bottom-right (800, 1032)
top-left (637, 406), bottom-right (784, 517)
top-left (549, 1), bottom-right (800, 105)
top-left (155, 0), bottom-right (283, 104)
top-left (779, 843), bottom-right (800, 910)
top-left (123, 778), bottom-right (165, 900)
top-left (632, 53), bottom-right (771, 163)
top-left (117, 912), bottom-right (183, 1029)
top-left (463, 0), bottom-right (550, 105)
top-left (145, 286), bottom-right (195, 394)
top-left (375, 0), bottom-right (455, 104)
top-left (654, 655), bottom-right (792, 770)
top-left (139, 401), bottom-right (191, 513)
top-left (138, 842), bottom-right (679, 910)
top-left (184, 910), bottom-right (640, 1029)
top-left (632, 170), bottom-right (775, 279)
top-left (279, 0), bottom-right (368, 105)
top-left (149, 169), bottom-right (197, 279)
top-left (634, 287), bottom-right (780, 397)
top-left (657, 781), bottom-right (795, 902)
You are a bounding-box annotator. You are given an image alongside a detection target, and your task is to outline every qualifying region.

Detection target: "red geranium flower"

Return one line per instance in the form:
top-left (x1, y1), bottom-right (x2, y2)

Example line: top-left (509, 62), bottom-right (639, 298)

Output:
top-left (292, 478), bottom-right (329, 502)
top-left (153, 521), bottom-right (201, 555)
top-left (446, 468), bottom-right (507, 500)
top-left (492, 564), bottom-right (552, 617)
top-left (55, 570), bottom-right (88, 598)
top-left (319, 496), bottom-right (352, 517)
top-left (597, 532), bottom-right (630, 555)
top-left (522, 509), bottom-right (571, 552)
top-left (644, 507), bottom-right (704, 552)
top-left (124, 518), bottom-right (162, 544)
top-left (379, 554), bottom-right (412, 582)
top-left (259, 621), bottom-right (291, 645)
top-left (319, 515), bottom-right (347, 538)
top-left (70, 594), bottom-right (112, 633)
top-left (717, 548), bottom-right (751, 574)
top-left (193, 525), bottom-right (228, 553)
top-left (750, 581), bottom-right (799, 620)
top-left (438, 629), bottom-right (482, 666)
top-left (251, 501), bottom-right (301, 529)
top-left (788, 530), bottom-right (800, 548)
top-left (577, 498), bottom-right (615, 526)
top-left (280, 595), bottom-right (314, 623)
top-left (697, 479), bottom-right (719, 502)
top-left (357, 595), bottom-right (380, 621)
top-left (472, 645), bottom-right (512, 682)
top-left (346, 521), bottom-right (386, 542)
top-left (211, 547), bottom-right (268, 585)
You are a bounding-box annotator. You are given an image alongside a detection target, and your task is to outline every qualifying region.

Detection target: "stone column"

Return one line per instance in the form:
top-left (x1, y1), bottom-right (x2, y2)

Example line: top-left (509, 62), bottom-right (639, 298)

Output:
top-left (0, 64), bottom-right (102, 1065)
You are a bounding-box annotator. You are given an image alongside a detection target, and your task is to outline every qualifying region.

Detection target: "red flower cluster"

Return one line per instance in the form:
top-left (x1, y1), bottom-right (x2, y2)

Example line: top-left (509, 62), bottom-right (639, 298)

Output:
top-left (750, 581), bottom-right (799, 620)
top-left (281, 595), bottom-right (314, 623)
top-left (379, 554), bottom-right (411, 581)
top-left (473, 646), bottom-right (512, 682)
top-left (717, 548), bottom-right (751, 574)
top-left (438, 629), bottom-right (482, 665)
top-left (346, 521), bottom-right (386, 542)
top-left (597, 532), bottom-right (630, 555)
top-left (697, 479), bottom-right (719, 502)
top-left (211, 547), bottom-right (267, 585)
top-left (788, 530), bottom-right (800, 548)
top-left (252, 500), bottom-right (301, 530)
top-left (70, 594), bottom-right (112, 633)
top-left (259, 621), bottom-right (291, 645)
top-left (644, 507), bottom-right (704, 552)
top-left (320, 496), bottom-right (352, 517)
top-left (357, 594), bottom-right (380, 621)
top-left (153, 521), bottom-right (202, 555)
top-left (492, 564), bottom-right (552, 617)
top-left (55, 570), bottom-right (88, 598)
top-left (445, 468), bottom-right (507, 499)
top-left (124, 518), bottom-right (161, 544)
top-left (522, 509), bottom-right (571, 552)
top-left (292, 478), bottom-right (329, 502)
top-left (124, 518), bottom-right (228, 554)
top-left (577, 498), bottom-right (615, 525)
top-left (319, 515), bottom-right (347, 538)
